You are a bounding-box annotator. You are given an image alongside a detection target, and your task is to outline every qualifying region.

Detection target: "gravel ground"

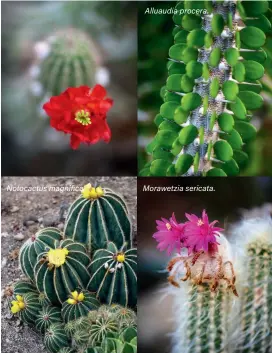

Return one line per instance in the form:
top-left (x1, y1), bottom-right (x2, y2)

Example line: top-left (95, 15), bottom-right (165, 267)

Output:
top-left (1, 176), bottom-right (137, 353)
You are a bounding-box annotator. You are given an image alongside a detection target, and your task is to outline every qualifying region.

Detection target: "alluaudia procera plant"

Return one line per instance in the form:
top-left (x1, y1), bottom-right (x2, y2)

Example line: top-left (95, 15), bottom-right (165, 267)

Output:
top-left (141, 0), bottom-right (270, 176)
top-left (153, 210), bottom-right (272, 353)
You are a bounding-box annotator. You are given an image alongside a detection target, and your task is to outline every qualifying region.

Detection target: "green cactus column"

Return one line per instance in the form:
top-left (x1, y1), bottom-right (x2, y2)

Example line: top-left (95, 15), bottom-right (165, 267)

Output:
top-left (141, 0), bottom-right (270, 177)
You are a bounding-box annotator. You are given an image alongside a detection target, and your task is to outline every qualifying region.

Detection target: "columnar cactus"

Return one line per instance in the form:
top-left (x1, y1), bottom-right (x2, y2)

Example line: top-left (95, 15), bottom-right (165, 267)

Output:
top-left (61, 290), bottom-right (100, 322)
top-left (64, 185), bottom-right (132, 255)
top-left (141, 0), bottom-right (270, 176)
top-left (19, 227), bottom-right (63, 282)
top-left (35, 306), bottom-right (62, 333)
top-left (88, 242), bottom-right (137, 308)
top-left (34, 239), bottom-right (91, 305)
top-left (44, 323), bottom-right (70, 353)
top-left (31, 29), bottom-right (98, 98)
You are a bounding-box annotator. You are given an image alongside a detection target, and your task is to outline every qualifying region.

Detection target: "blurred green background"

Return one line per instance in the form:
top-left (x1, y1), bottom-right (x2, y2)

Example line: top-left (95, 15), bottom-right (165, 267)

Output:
top-left (2, 1), bottom-right (137, 176)
top-left (138, 1), bottom-right (272, 176)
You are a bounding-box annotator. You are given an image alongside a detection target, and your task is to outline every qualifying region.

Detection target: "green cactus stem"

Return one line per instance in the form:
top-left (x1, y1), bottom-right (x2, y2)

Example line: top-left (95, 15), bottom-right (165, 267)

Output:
top-left (64, 185), bottom-right (132, 255)
top-left (141, 0), bottom-right (270, 177)
top-left (10, 292), bottom-right (42, 325)
top-left (35, 306), bottom-right (63, 333)
top-left (44, 323), bottom-right (70, 353)
top-left (88, 242), bottom-right (137, 308)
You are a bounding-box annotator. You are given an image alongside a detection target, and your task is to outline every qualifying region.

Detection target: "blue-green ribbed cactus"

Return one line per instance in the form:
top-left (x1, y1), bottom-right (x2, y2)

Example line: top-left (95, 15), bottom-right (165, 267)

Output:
top-left (141, 0), bottom-right (270, 177)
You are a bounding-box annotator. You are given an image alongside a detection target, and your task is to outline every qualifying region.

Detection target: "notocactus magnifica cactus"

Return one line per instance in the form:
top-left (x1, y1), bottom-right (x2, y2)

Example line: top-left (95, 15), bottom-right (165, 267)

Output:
top-left (141, 0), bottom-right (270, 177)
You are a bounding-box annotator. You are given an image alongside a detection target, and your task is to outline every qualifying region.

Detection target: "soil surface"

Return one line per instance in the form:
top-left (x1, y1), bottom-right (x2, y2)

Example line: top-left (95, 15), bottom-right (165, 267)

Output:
top-left (1, 176), bottom-right (137, 353)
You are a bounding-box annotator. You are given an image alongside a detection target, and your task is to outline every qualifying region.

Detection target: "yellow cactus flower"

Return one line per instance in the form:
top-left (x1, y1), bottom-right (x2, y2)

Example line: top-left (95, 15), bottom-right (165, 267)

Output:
top-left (95, 186), bottom-right (104, 197)
top-left (88, 187), bottom-right (98, 199)
top-left (11, 302), bottom-right (21, 314)
top-left (67, 298), bottom-right (77, 305)
top-left (71, 291), bottom-right (79, 300)
top-left (117, 253), bottom-right (125, 263)
top-left (81, 183), bottom-right (92, 199)
top-left (48, 248), bottom-right (69, 267)
top-left (16, 295), bottom-right (24, 302)
top-left (11, 295), bottom-right (25, 314)
top-left (77, 292), bottom-right (85, 302)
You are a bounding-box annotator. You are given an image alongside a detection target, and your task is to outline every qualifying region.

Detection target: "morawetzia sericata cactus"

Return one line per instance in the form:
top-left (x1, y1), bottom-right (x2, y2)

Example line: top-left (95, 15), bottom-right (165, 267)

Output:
top-left (141, 0), bottom-right (271, 177)
top-left (153, 210), bottom-right (272, 353)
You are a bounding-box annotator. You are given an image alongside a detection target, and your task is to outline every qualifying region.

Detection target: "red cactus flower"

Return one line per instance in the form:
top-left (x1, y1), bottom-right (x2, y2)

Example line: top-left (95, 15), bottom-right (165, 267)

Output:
top-left (153, 213), bottom-right (185, 256)
top-left (184, 210), bottom-right (224, 253)
top-left (43, 85), bottom-right (113, 149)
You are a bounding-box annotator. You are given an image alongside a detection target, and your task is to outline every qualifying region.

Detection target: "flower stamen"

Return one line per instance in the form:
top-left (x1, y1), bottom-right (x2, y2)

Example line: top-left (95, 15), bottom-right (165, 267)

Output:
top-left (166, 222), bottom-right (172, 230)
top-left (75, 109), bottom-right (92, 126)
top-left (197, 219), bottom-right (204, 226)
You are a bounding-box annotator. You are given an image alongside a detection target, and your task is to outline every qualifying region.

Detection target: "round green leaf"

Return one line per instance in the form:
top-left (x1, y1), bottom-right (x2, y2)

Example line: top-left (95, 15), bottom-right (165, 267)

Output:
top-left (180, 74), bottom-right (194, 92)
top-left (222, 81), bottom-right (239, 101)
top-left (242, 1), bottom-right (269, 16)
top-left (150, 159), bottom-right (172, 176)
top-left (154, 114), bottom-right (164, 127)
top-left (210, 77), bottom-right (220, 98)
top-left (164, 91), bottom-right (181, 103)
top-left (155, 130), bottom-right (178, 148)
top-left (239, 82), bottom-right (262, 94)
top-left (169, 44), bottom-right (186, 61)
top-left (139, 168), bottom-right (150, 176)
top-left (182, 47), bottom-right (198, 64)
top-left (166, 74), bottom-right (183, 92)
top-left (160, 102), bottom-right (180, 120)
top-left (218, 113), bottom-right (234, 133)
top-left (233, 150), bottom-right (249, 167)
top-left (181, 92), bottom-right (202, 111)
top-left (213, 140), bottom-right (233, 162)
top-left (159, 120), bottom-right (181, 133)
top-left (171, 138), bottom-right (183, 156)
top-left (174, 30), bottom-right (189, 44)
top-left (229, 97), bottom-right (247, 120)
top-left (167, 164), bottom-right (176, 176)
top-left (209, 47), bottom-right (221, 67)
top-left (211, 14), bottom-right (225, 36)
top-left (234, 121), bottom-right (257, 142)
top-left (152, 146), bottom-right (173, 162)
top-left (240, 47), bottom-right (267, 64)
top-left (223, 129), bottom-right (243, 150)
top-left (172, 27), bottom-right (181, 37)
top-left (245, 15), bottom-right (271, 33)
top-left (146, 138), bottom-right (157, 154)
top-left (204, 31), bottom-right (214, 48)
top-left (184, 1), bottom-right (206, 11)
top-left (186, 61), bottom-right (203, 79)
top-left (179, 125), bottom-right (198, 145)
top-left (240, 26), bottom-right (266, 49)
top-left (175, 154), bottom-right (194, 175)
top-left (233, 62), bottom-right (246, 82)
top-left (182, 14), bottom-right (202, 31)
top-left (238, 91), bottom-right (263, 110)
top-left (221, 159), bottom-right (240, 176)
top-left (173, 2), bottom-right (184, 25)
top-left (174, 107), bottom-right (189, 124)
top-left (187, 29), bottom-right (206, 48)
top-left (168, 62), bottom-right (186, 75)
top-left (206, 168), bottom-right (227, 176)
top-left (243, 60), bottom-right (264, 81)
top-left (224, 48), bottom-right (239, 67)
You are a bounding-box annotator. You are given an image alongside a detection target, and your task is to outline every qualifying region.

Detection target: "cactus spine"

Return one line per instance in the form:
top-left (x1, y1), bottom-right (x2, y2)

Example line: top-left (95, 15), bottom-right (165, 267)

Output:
top-left (35, 306), bottom-right (62, 333)
top-left (88, 242), bottom-right (137, 308)
top-left (19, 228), bottom-right (63, 282)
top-left (64, 186), bottom-right (132, 255)
top-left (34, 239), bottom-right (91, 305)
top-left (141, 0), bottom-right (270, 177)
top-left (44, 323), bottom-right (70, 353)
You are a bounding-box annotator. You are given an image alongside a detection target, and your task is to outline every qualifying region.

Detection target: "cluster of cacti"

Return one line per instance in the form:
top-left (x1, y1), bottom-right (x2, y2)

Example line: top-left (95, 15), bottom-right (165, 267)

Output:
top-left (29, 29), bottom-right (98, 99)
top-left (141, 0), bottom-right (270, 176)
top-left (64, 304), bottom-right (137, 352)
top-left (8, 184), bottom-right (137, 353)
top-left (169, 217), bottom-right (272, 353)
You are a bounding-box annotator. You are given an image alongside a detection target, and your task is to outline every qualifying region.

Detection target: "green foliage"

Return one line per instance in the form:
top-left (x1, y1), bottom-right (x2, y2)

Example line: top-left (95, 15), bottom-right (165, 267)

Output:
top-left (64, 188), bottom-right (132, 255)
top-left (140, 0), bottom-right (269, 176)
top-left (88, 242), bottom-right (137, 308)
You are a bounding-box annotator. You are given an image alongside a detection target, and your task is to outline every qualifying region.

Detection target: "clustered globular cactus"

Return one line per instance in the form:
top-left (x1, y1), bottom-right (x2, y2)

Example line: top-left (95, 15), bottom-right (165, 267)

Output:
top-left (64, 185), bottom-right (132, 255)
top-left (30, 29), bottom-right (99, 99)
top-left (8, 184), bottom-right (137, 353)
top-left (154, 211), bottom-right (271, 353)
top-left (141, 0), bottom-right (270, 177)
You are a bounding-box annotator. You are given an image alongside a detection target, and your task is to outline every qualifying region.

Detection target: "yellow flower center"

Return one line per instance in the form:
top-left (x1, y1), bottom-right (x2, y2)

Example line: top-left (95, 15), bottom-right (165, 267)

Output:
top-left (166, 223), bottom-right (172, 230)
top-left (81, 184), bottom-right (104, 200)
top-left (67, 291), bottom-right (85, 305)
top-left (197, 219), bottom-right (204, 226)
top-left (47, 248), bottom-right (69, 267)
top-left (11, 295), bottom-right (25, 314)
top-left (117, 253), bottom-right (125, 263)
top-left (75, 109), bottom-right (92, 126)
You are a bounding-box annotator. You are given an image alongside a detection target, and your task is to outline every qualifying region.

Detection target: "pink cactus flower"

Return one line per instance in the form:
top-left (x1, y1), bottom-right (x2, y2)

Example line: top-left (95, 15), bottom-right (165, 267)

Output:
top-left (184, 210), bottom-right (224, 253)
top-left (153, 213), bottom-right (185, 256)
